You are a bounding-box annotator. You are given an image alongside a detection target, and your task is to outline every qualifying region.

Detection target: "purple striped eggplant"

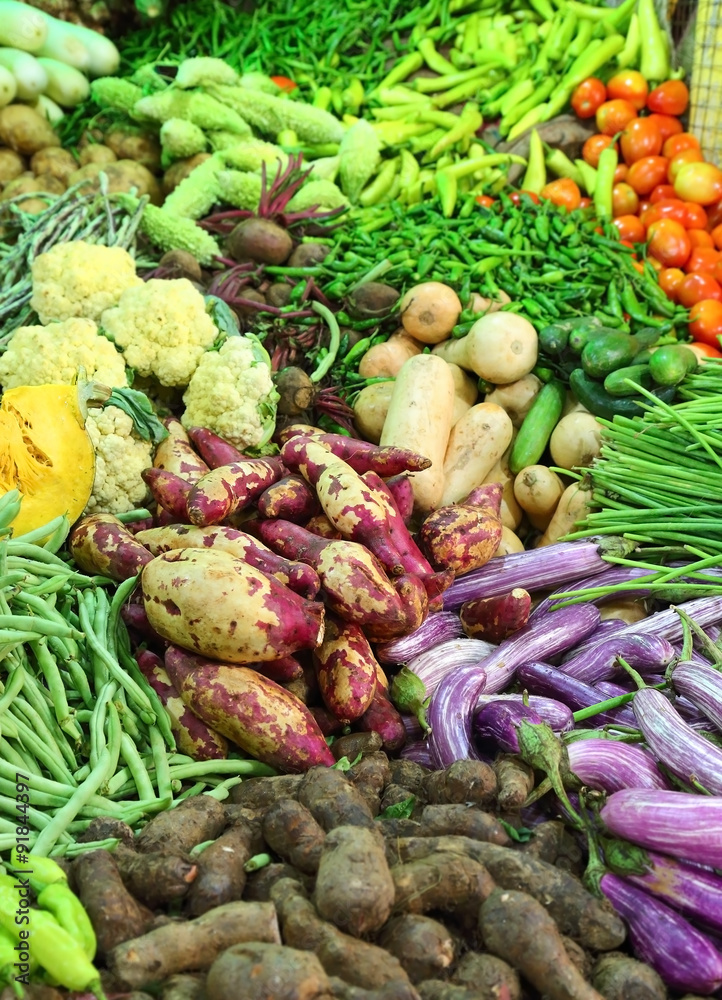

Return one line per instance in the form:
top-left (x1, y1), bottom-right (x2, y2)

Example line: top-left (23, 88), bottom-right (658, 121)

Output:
top-left (615, 595), bottom-right (722, 643)
top-left (475, 693), bottom-right (574, 732)
top-left (560, 619), bottom-right (627, 661)
top-left (428, 603), bottom-right (600, 767)
top-left (375, 612), bottom-right (465, 665)
top-left (593, 680), bottom-right (631, 699)
top-left (441, 538), bottom-right (630, 610)
top-left (626, 850), bottom-right (722, 934)
top-left (633, 687), bottom-right (722, 795)
top-left (600, 873), bottom-right (722, 994)
top-left (673, 659), bottom-right (722, 732)
top-left (566, 738), bottom-right (670, 792)
top-left (600, 789), bottom-right (722, 869)
top-left (560, 634), bottom-right (676, 685)
top-left (474, 700), bottom-right (544, 753)
top-left (516, 661), bottom-right (638, 728)
top-left (405, 638), bottom-right (495, 697)
top-left (399, 739), bottom-right (435, 768)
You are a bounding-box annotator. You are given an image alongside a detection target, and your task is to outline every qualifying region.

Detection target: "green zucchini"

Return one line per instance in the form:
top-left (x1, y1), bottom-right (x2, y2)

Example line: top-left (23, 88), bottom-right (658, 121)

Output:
top-left (581, 332), bottom-right (637, 378)
top-left (570, 369), bottom-right (677, 421)
top-left (603, 364), bottom-right (654, 396)
top-left (648, 345), bottom-right (698, 386)
top-left (509, 379), bottom-right (566, 475)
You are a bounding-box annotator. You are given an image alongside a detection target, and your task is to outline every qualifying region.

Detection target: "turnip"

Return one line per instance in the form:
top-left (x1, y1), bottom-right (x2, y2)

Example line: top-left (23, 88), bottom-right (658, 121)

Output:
top-left (399, 282), bottom-right (462, 344)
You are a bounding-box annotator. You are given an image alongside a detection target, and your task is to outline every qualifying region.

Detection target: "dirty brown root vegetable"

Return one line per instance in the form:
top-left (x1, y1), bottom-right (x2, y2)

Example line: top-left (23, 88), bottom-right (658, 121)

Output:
top-left (160, 974), bottom-right (208, 1000)
top-left (114, 845), bottom-right (198, 911)
top-left (107, 901), bottom-right (281, 989)
top-left (206, 941), bottom-right (331, 1000)
top-left (72, 849), bottom-right (154, 958)
top-left (377, 915), bottom-right (456, 984)
top-left (417, 805), bottom-right (511, 846)
top-left (479, 888), bottom-right (604, 1000)
top-left (297, 766), bottom-right (376, 832)
top-left (494, 755), bottom-right (535, 811)
top-left (451, 952), bottom-right (521, 999)
top-left (424, 760), bottom-right (497, 808)
top-left (314, 825), bottom-right (394, 937)
top-left (186, 824), bottom-right (254, 917)
top-left (227, 216), bottom-right (293, 265)
top-left (391, 851), bottom-right (496, 917)
top-left (347, 282), bottom-right (400, 320)
top-left (154, 417), bottom-right (210, 483)
top-left (274, 367), bottom-right (318, 418)
top-left (591, 952), bottom-right (667, 1000)
top-left (262, 799), bottom-right (326, 875)
top-left (229, 774), bottom-right (302, 811)
top-left (135, 790), bottom-right (228, 856)
top-left (68, 513), bottom-right (154, 581)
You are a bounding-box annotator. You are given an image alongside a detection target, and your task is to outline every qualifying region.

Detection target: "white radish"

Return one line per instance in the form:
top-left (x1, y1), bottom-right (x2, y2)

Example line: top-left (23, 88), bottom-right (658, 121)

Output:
top-left (0, 2), bottom-right (48, 53)
top-left (0, 47), bottom-right (47, 100)
top-left (36, 57), bottom-right (89, 107)
top-left (0, 64), bottom-right (16, 106)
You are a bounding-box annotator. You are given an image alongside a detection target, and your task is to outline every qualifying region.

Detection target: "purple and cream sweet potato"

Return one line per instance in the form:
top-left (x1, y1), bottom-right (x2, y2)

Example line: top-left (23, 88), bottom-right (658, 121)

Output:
top-left (314, 825), bottom-right (395, 937)
top-left (262, 799), bottom-right (326, 875)
top-left (282, 432), bottom-right (431, 478)
top-left (357, 684), bottom-right (408, 752)
top-left (313, 617), bottom-right (378, 724)
top-left (142, 467), bottom-right (193, 520)
top-left (68, 513), bottom-right (154, 581)
top-left (252, 655), bottom-right (305, 683)
top-left (164, 646), bottom-right (335, 772)
top-left (419, 485), bottom-right (503, 576)
top-left (304, 513), bottom-right (343, 538)
top-left (256, 473), bottom-right (321, 522)
top-left (460, 588), bottom-right (531, 642)
top-left (359, 471), bottom-right (435, 580)
top-left (383, 474), bottom-right (415, 523)
top-left (141, 547), bottom-right (325, 663)
top-left (186, 426), bottom-right (248, 468)
top-left (186, 824), bottom-right (254, 917)
top-left (135, 522), bottom-right (320, 599)
top-left (122, 602), bottom-right (166, 646)
top-left (186, 458), bottom-right (285, 526)
top-left (154, 418), bottom-right (210, 483)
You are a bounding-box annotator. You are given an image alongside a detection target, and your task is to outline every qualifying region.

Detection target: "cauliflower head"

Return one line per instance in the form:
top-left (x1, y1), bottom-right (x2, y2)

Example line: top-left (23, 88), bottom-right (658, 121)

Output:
top-left (30, 241), bottom-right (143, 324)
top-left (101, 278), bottom-right (218, 387)
top-left (0, 318), bottom-right (128, 390)
top-left (181, 335), bottom-right (279, 451)
top-left (85, 406), bottom-right (153, 515)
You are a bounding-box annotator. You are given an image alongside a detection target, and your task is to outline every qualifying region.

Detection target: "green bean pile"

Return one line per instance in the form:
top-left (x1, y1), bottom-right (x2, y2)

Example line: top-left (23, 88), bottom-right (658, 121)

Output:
top-left (0, 493), bottom-right (274, 858)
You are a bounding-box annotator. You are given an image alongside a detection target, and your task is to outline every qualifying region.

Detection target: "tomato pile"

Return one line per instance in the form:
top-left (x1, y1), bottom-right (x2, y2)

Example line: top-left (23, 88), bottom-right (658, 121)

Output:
top-left (570, 72), bottom-right (722, 352)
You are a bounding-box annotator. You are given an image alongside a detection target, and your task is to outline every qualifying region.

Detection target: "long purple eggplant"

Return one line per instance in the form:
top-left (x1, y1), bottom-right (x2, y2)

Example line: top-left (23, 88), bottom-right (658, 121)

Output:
top-left (375, 612), bottom-right (465, 664)
top-left (672, 659), bottom-right (722, 732)
top-left (633, 687), bottom-right (722, 795)
top-left (601, 873), bottom-right (722, 994)
top-left (473, 701), bottom-right (545, 754)
top-left (441, 538), bottom-right (630, 611)
top-left (615, 595), bottom-right (722, 643)
top-left (399, 739), bottom-right (435, 768)
top-left (593, 680), bottom-right (630, 699)
top-left (560, 619), bottom-right (627, 661)
top-left (428, 603), bottom-right (600, 767)
top-left (516, 661), bottom-right (638, 728)
top-left (566, 738), bottom-right (670, 792)
top-left (626, 850), bottom-right (722, 934)
top-left (475, 693), bottom-right (574, 732)
top-left (533, 564), bottom-right (656, 618)
top-left (600, 789), bottom-right (722, 869)
top-left (404, 638), bottom-right (495, 697)
top-left (560, 634), bottom-right (676, 685)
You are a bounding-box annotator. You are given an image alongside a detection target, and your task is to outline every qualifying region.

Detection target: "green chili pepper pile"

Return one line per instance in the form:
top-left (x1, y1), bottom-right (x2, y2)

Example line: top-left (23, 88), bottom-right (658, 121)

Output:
top-left (0, 495), bottom-right (274, 860)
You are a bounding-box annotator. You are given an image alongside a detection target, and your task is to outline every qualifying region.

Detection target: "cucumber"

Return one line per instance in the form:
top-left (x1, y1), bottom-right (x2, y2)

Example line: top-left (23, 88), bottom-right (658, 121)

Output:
top-left (603, 364), bottom-right (654, 396)
top-left (538, 316), bottom-right (603, 355)
top-left (630, 327), bottom-right (663, 352)
top-left (570, 369), bottom-right (677, 421)
top-left (648, 345), bottom-right (698, 386)
top-left (632, 348), bottom-right (654, 365)
top-left (581, 332), bottom-right (637, 378)
top-left (568, 324), bottom-right (620, 355)
top-left (509, 379), bottom-right (566, 475)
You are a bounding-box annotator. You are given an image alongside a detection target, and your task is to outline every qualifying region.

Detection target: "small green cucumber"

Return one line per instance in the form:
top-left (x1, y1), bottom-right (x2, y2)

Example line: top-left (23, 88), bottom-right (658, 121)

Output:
top-left (603, 364), bottom-right (654, 396)
top-left (581, 332), bottom-right (637, 378)
top-left (648, 345), bottom-right (698, 386)
top-left (568, 324), bottom-right (620, 354)
top-left (509, 379), bottom-right (566, 475)
top-left (570, 369), bottom-right (677, 421)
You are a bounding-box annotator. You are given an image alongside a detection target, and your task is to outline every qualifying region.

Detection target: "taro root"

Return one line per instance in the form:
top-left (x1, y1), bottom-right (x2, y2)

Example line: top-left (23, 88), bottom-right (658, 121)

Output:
top-left (157, 249), bottom-right (203, 283)
top-left (287, 242), bottom-right (329, 268)
top-left (274, 367), bottom-right (317, 417)
top-left (347, 281), bottom-right (400, 319)
top-left (227, 217), bottom-right (293, 265)
top-left (267, 282), bottom-right (294, 307)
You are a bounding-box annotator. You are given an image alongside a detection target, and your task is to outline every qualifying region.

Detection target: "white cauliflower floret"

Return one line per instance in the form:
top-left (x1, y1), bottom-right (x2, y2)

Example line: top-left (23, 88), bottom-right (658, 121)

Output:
top-left (0, 318), bottom-right (128, 390)
top-left (85, 406), bottom-right (153, 515)
top-left (30, 241), bottom-right (143, 324)
top-left (100, 278), bottom-right (218, 387)
top-left (181, 335), bottom-right (279, 450)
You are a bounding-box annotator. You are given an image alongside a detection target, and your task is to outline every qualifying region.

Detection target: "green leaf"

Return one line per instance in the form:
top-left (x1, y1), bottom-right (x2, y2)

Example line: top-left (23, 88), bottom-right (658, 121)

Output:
top-left (106, 387), bottom-right (169, 444)
top-left (377, 795), bottom-right (416, 820)
top-left (205, 294), bottom-right (241, 342)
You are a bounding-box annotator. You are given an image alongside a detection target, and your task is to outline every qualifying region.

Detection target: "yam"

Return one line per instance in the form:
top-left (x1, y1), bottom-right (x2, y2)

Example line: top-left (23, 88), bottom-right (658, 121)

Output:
top-left (262, 799), bottom-right (326, 875)
top-left (418, 805), bottom-right (510, 846)
top-left (479, 888), bottom-right (604, 1000)
top-left (186, 825), bottom-right (254, 917)
top-left (331, 731), bottom-right (384, 762)
top-left (591, 952), bottom-right (667, 1000)
top-left (417, 982), bottom-right (485, 1000)
top-left (206, 942), bottom-right (331, 1000)
top-left (228, 774), bottom-right (302, 810)
top-left (108, 901), bottom-right (281, 988)
top-left (494, 755), bottom-right (535, 812)
top-left (378, 915), bottom-right (456, 983)
top-left (451, 951), bottom-right (521, 1000)
top-left (160, 975), bottom-right (207, 1000)
top-left (72, 849), bottom-right (154, 958)
top-left (424, 760), bottom-right (497, 808)
top-left (298, 766), bottom-right (376, 831)
top-left (114, 846), bottom-right (198, 910)
top-left (243, 863), bottom-right (307, 902)
top-left (391, 851), bottom-right (496, 916)
top-left (135, 794), bottom-right (228, 856)
top-left (388, 760), bottom-right (430, 797)
top-left (314, 825), bottom-right (395, 937)
top-left (78, 816), bottom-right (135, 847)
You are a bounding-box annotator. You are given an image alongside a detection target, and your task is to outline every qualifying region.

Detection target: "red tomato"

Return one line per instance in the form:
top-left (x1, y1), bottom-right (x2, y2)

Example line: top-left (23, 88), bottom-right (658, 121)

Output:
top-left (639, 200), bottom-right (652, 215)
top-left (640, 198), bottom-right (688, 228)
top-left (620, 117), bottom-right (663, 164)
top-left (707, 201), bottom-right (722, 231)
top-left (658, 267), bottom-right (686, 301)
top-left (677, 272), bottom-right (722, 307)
top-left (614, 163), bottom-right (629, 183)
top-left (541, 178), bottom-right (582, 211)
top-left (596, 99), bottom-right (637, 136)
top-left (647, 80), bottom-right (690, 116)
top-left (475, 195), bottom-right (495, 207)
top-left (612, 182), bottom-right (640, 217)
top-left (647, 218), bottom-right (692, 268)
top-left (582, 133), bottom-right (617, 169)
top-left (650, 184), bottom-right (677, 203)
top-left (571, 77), bottom-right (607, 119)
top-left (270, 75), bottom-right (297, 92)
top-left (686, 247), bottom-right (722, 273)
top-left (627, 156), bottom-right (670, 196)
top-left (684, 202), bottom-right (708, 229)
top-left (646, 114), bottom-right (684, 143)
top-left (667, 148), bottom-right (705, 183)
top-left (711, 224), bottom-right (722, 250)
top-left (508, 190), bottom-right (541, 205)
top-left (688, 341), bottom-right (722, 359)
top-left (606, 70), bottom-right (648, 110)
top-left (579, 197), bottom-right (592, 209)
top-left (688, 299), bottom-right (722, 347)
top-left (613, 215), bottom-right (646, 242)
top-left (674, 163), bottom-right (722, 206)
top-left (663, 132), bottom-right (701, 159)
top-left (688, 229), bottom-right (715, 249)
top-left (714, 260), bottom-right (722, 284)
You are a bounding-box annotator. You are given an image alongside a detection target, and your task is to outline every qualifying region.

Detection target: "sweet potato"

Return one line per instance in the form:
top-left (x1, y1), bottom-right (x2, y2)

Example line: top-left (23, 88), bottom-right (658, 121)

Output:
top-left (186, 825), bottom-right (254, 917)
top-left (378, 915), bottom-right (456, 984)
top-left (418, 485), bottom-right (503, 576)
top-left (108, 901), bottom-right (281, 988)
top-left (262, 799), bottom-right (326, 875)
top-left (135, 792), bottom-right (228, 856)
top-left (68, 514), bottom-right (154, 581)
top-left (164, 646), bottom-right (335, 773)
top-left (479, 888), bottom-right (604, 1000)
top-left (135, 523), bottom-right (321, 599)
top-left (206, 941), bottom-right (331, 1000)
top-left (314, 825), bottom-right (394, 937)
top-left (257, 473), bottom-right (321, 521)
top-left (283, 433), bottom-right (431, 478)
top-left (460, 588), bottom-right (531, 642)
top-left (187, 458), bottom-right (285, 525)
top-left (297, 766), bottom-right (376, 832)
top-left (591, 952), bottom-right (667, 1000)
top-left (155, 418), bottom-right (210, 483)
top-left (186, 426), bottom-right (247, 467)
top-left (391, 850), bottom-right (496, 916)
top-left (384, 474), bottom-right (415, 523)
top-left (314, 617), bottom-right (380, 724)
top-left (142, 467), bottom-right (192, 520)
top-left (142, 547), bottom-right (325, 663)
top-left (450, 952), bottom-right (521, 999)
top-left (271, 878), bottom-right (411, 990)
top-left (304, 513), bottom-right (343, 538)
top-left (72, 849), bottom-right (154, 958)
top-left (311, 704), bottom-right (345, 737)
top-left (494, 755), bottom-right (535, 812)
top-left (357, 686), bottom-right (408, 751)
top-left (424, 760), bottom-right (497, 808)
top-left (359, 471), bottom-right (436, 584)
top-left (114, 845), bottom-right (198, 910)
top-left (417, 805), bottom-right (510, 846)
